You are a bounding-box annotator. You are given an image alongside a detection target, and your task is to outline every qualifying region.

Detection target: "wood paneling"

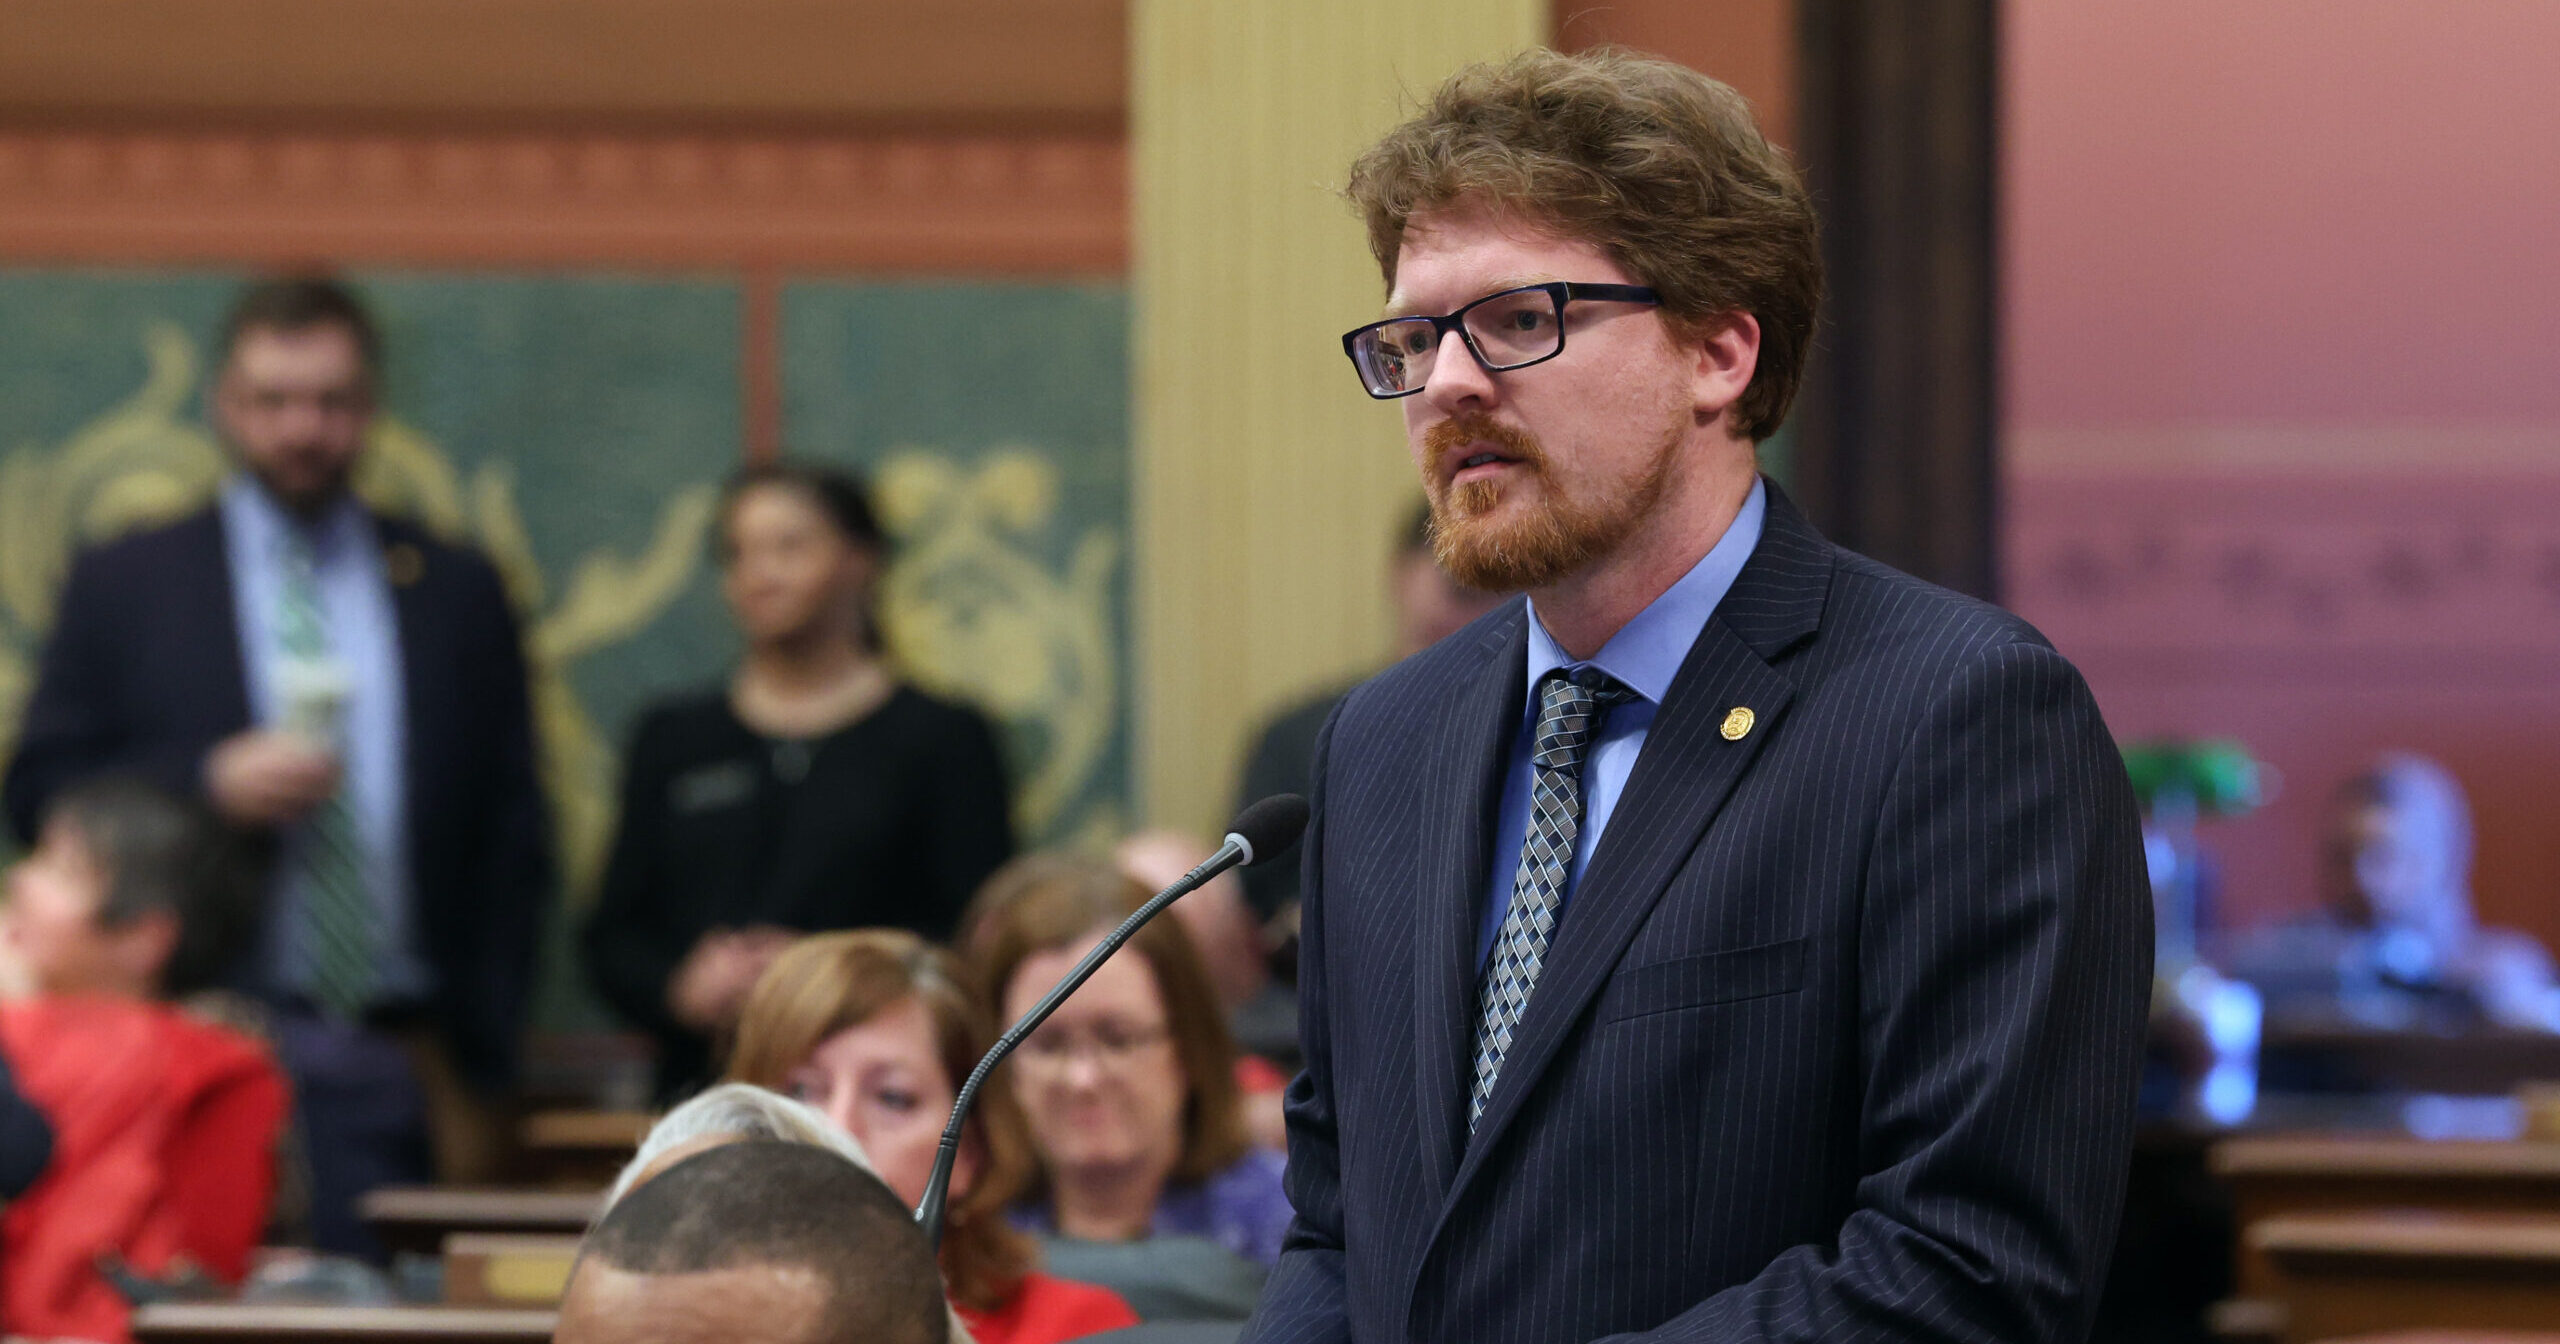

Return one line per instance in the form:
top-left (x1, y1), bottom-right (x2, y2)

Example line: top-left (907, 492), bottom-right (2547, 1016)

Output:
top-left (0, 4), bottom-right (1133, 486)
top-left (0, 0), bottom-right (1124, 133)
top-left (1554, 0), bottom-right (1797, 150)
top-left (0, 129), bottom-right (1125, 273)
top-left (0, 0), bottom-right (1129, 276)
top-left (2252, 1212), bottom-right (2560, 1344)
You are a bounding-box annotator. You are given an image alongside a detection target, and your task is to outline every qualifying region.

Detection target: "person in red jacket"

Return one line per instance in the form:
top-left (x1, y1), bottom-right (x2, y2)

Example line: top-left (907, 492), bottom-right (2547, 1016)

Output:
top-left (1, 776), bottom-right (288, 1343)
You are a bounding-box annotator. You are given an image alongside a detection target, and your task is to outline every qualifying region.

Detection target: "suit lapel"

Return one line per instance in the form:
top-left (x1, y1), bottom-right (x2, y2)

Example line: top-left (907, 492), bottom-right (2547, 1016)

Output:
top-left (374, 516), bottom-right (436, 830)
top-left (188, 508), bottom-right (257, 732)
top-left (1440, 482), bottom-right (1835, 1204)
top-left (1410, 605), bottom-right (1530, 1200)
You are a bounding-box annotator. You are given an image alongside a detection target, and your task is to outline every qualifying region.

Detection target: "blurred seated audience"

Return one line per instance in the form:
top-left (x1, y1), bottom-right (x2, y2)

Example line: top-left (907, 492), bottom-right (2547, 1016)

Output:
top-left (1111, 832), bottom-right (1291, 1147)
top-left (561, 1137), bottom-right (952, 1344)
top-left (584, 461), bottom-right (1014, 1099)
top-left (0, 777), bottom-right (289, 1343)
top-left (727, 931), bottom-right (1138, 1344)
top-left (2217, 751), bottom-right (2560, 1032)
top-left (966, 856), bottom-right (1288, 1321)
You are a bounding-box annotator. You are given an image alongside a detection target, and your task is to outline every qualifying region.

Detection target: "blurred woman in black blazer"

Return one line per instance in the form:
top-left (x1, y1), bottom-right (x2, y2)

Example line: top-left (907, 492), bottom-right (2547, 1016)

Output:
top-left (584, 462), bottom-right (1014, 1097)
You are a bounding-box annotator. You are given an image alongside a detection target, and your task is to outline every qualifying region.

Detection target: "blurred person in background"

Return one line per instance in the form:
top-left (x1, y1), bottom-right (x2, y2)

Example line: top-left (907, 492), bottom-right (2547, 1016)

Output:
top-left (2221, 751), bottom-right (2559, 1032)
top-left (560, 1138), bottom-right (953, 1344)
top-left (726, 930), bottom-right (1137, 1344)
top-left (0, 777), bottom-right (288, 1343)
top-left (966, 855), bottom-right (1287, 1322)
top-left (1113, 830), bottom-right (1291, 1147)
top-left (1, 278), bottom-right (549, 1254)
top-left (1232, 501), bottom-right (1504, 943)
top-left (585, 462), bottom-right (1014, 1099)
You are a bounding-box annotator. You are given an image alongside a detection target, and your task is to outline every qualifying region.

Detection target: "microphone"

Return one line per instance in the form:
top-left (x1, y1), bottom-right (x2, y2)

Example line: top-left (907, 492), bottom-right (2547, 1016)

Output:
top-left (913, 793), bottom-right (1309, 1247)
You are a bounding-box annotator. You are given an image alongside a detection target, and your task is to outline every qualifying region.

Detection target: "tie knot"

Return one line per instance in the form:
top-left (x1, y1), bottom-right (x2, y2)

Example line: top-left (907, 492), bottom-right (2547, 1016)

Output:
top-left (1531, 668), bottom-right (1635, 769)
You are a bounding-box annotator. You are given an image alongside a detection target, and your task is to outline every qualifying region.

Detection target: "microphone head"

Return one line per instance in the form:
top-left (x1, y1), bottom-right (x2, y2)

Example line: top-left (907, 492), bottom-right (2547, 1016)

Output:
top-left (1225, 793), bottom-right (1310, 868)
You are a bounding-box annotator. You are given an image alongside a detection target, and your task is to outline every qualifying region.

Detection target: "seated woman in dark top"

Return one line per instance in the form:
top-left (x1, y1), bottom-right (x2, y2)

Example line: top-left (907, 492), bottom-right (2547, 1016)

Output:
top-left (584, 462), bottom-right (1016, 1096)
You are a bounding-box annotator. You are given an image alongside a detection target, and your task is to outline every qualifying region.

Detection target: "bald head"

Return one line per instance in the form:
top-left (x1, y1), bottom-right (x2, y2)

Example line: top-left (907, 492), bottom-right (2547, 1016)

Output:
top-left (558, 1141), bottom-right (946, 1344)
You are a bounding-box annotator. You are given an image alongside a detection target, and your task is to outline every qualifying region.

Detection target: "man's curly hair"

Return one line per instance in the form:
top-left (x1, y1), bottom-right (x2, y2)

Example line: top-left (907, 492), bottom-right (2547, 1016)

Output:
top-left (1347, 48), bottom-right (1822, 443)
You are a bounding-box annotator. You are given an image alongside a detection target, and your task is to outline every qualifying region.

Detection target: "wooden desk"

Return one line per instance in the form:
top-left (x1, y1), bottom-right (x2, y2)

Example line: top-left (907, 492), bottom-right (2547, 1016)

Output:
top-left (360, 1187), bottom-right (601, 1260)
top-left (2213, 1137), bottom-right (2560, 1297)
top-left (515, 1109), bottom-right (651, 1188)
top-left (443, 1232), bottom-right (585, 1306)
top-left (2314, 1334), bottom-right (2560, 1344)
top-left (132, 1304), bottom-right (555, 1343)
top-left (2252, 1211), bottom-right (2560, 1344)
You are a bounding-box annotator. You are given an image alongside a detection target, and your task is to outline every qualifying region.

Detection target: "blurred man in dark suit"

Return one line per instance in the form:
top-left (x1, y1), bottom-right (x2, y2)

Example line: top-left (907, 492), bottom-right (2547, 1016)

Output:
top-left (3, 278), bottom-right (551, 1255)
top-left (1242, 50), bottom-right (2150, 1344)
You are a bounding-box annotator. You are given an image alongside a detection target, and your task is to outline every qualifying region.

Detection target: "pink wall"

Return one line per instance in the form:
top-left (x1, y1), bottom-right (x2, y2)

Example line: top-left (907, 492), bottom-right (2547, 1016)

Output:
top-left (2003, 1), bottom-right (2560, 945)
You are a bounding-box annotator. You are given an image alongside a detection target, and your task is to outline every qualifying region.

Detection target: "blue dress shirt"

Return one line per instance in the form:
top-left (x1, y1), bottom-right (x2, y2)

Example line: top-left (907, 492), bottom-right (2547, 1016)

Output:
top-left (220, 478), bottom-right (430, 1004)
top-left (1477, 477), bottom-right (1767, 967)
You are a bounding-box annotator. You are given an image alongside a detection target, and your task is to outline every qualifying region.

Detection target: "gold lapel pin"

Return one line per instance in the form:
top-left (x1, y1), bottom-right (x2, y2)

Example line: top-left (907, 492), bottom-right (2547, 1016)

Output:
top-left (1720, 706), bottom-right (1755, 741)
top-left (385, 543), bottom-right (425, 587)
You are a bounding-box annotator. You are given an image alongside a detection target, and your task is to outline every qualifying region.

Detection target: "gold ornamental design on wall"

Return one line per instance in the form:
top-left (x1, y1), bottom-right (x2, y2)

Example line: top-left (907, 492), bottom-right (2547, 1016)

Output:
top-left (874, 448), bottom-right (1119, 848)
top-left (0, 322), bottom-right (714, 898)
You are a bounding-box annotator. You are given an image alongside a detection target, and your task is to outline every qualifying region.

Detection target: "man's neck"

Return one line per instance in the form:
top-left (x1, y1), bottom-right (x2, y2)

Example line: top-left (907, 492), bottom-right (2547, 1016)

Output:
top-left (1530, 455), bottom-right (1756, 660)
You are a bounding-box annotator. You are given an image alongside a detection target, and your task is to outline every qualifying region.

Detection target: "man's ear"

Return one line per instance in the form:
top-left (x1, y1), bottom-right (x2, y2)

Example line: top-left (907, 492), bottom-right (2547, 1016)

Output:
top-left (1689, 312), bottom-right (1762, 429)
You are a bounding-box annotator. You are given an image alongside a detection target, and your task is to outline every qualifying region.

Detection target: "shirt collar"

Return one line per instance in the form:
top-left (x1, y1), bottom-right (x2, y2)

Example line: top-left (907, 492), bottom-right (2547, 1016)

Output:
top-left (1522, 475), bottom-right (1768, 708)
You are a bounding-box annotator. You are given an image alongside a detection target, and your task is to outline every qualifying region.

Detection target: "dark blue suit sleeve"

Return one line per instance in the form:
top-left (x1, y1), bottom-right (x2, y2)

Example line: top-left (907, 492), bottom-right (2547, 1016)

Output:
top-left (1240, 705), bottom-right (1354, 1344)
top-left (4, 545), bottom-right (209, 844)
top-left (450, 555), bottom-right (553, 1090)
top-left (1609, 637), bottom-right (2152, 1344)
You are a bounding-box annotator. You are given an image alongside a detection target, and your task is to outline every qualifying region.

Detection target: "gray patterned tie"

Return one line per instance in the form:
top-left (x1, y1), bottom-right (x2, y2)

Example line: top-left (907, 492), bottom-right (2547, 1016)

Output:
top-left (1471, 666), bottom-right (1637, 1131)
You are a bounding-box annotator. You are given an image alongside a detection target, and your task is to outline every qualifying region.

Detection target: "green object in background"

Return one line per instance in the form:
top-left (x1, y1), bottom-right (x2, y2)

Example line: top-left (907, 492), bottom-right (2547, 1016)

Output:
top-left (2120, 737), bottom-right (2267, 817)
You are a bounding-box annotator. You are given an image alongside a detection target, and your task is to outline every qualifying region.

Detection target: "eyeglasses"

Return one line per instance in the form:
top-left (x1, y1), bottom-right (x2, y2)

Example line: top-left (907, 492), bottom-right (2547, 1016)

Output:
top-left (1340, 281), bottom-right (1660, 399)
top-left (1015, 1022), bottom-right (1172, 1072)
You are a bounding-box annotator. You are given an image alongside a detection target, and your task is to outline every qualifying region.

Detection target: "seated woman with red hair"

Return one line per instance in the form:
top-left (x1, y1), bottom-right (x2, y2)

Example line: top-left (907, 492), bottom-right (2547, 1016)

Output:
top-left (726, 929), bottom-right (1137, 1344)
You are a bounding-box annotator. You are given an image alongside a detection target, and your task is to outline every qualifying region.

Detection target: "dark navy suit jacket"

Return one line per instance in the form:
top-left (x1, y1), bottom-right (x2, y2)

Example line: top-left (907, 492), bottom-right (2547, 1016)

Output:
top-left (1241, 487), bottom-right (2151, 1344)
top-left (3, 504), bottom-right (551, 1088)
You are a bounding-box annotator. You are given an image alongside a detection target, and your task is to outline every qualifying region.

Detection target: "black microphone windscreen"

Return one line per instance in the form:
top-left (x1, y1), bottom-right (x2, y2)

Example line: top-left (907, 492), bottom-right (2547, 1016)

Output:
top-left (1228, 793), bottom-right (1310, 866)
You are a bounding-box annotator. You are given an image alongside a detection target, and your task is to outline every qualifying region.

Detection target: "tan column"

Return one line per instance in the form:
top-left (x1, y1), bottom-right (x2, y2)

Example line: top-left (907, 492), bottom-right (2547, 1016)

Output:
top-left (1132, 0), bottom-right (1546, 835)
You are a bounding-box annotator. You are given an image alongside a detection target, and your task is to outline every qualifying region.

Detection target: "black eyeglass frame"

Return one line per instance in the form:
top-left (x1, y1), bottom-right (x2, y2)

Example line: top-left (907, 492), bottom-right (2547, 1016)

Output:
top-left (1340, 281), bottom-right (1661, 399)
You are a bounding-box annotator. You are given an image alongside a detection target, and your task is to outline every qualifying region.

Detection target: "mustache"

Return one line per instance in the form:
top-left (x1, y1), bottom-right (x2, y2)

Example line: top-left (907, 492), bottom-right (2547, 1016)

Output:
top-left (1422, 414), bottom-right (1544, 479)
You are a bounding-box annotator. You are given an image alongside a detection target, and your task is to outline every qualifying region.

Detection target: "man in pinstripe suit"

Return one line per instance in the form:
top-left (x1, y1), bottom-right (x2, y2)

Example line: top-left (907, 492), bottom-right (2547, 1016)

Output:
top-left (1242, 50), bottom-right (2151, 1344)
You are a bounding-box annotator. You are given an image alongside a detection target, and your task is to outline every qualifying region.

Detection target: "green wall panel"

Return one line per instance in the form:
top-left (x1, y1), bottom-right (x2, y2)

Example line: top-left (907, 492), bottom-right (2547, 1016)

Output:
top-left (780, 280), bottom-right (1132, 851)
top-left (0, 269), bottom-right (742, 1028)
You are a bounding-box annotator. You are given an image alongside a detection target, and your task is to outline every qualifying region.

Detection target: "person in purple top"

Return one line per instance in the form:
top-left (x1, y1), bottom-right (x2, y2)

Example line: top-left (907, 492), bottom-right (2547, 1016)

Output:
top-left (965, 854), bottom-right (1292, 1315)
